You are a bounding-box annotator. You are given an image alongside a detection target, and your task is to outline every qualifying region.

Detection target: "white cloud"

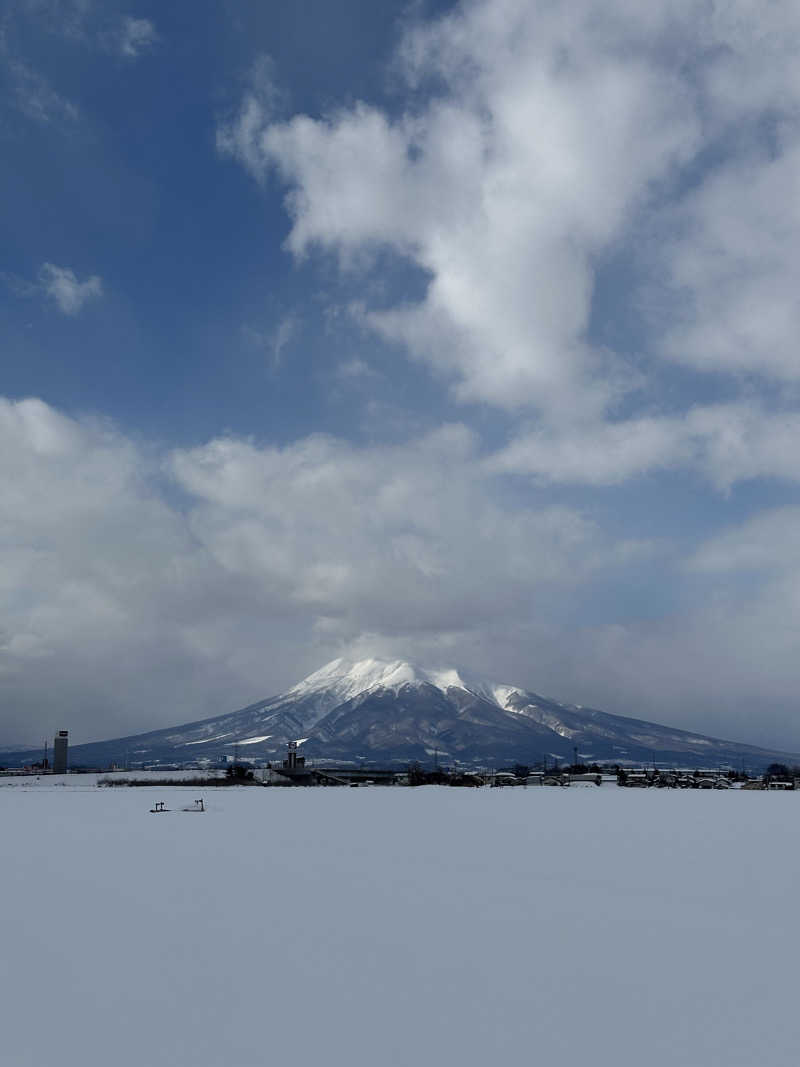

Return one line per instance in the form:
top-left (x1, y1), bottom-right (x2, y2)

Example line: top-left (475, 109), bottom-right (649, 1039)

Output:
top-left (689, 509), bottom-right (800, 575)
top-left (2, 4), bottom-right (159, 68)
top-left (167, 423), bottom-right (634, 632)
top-left (336, 357), bottom-right (377, 381)
top-left (652, 142), bottom-right (800, 381)
top-left (7, 0), bottom-right (800, 752)
top-left (3, 394), bottom-right (800, 749)
top-left (218, 0), bottom-right (800, 488)
top-left (0, 396), bottom-right (645, 745)
top-left (241, 313), bottom-right (297, 370)
top-left (567, 507), bottom-right (800, 748)
top-left (39, 263), bottom-right (103, 315)
top-left (5, 58), bottom-right (79, 124)
top-left (118, 15), bottom-right (157, 58)
top-left (217, 4), bottom-right (705, 416)
top-left (216, 56), bottom-right (282, 179)
top-left (489, 406), bottom-right (800, 489)
top-left (269, 314), bottom-right (295, 367)
top-left (13, 0), bottom-right (94, 44)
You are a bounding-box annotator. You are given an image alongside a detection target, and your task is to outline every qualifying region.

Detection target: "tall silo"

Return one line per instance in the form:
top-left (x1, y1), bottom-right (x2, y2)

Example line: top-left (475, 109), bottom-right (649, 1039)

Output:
top-left (53, 730), bottom-right (69, 774)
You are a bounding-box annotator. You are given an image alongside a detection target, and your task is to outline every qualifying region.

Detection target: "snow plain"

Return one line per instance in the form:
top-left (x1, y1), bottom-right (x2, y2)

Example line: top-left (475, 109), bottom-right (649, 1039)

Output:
top-left (2, 784), bottom-right (797, 1066)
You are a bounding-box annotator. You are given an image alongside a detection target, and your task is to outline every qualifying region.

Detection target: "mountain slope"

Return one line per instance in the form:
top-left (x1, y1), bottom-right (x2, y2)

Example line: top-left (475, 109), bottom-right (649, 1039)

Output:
top-left (1, 657), bottom-right (796, 770)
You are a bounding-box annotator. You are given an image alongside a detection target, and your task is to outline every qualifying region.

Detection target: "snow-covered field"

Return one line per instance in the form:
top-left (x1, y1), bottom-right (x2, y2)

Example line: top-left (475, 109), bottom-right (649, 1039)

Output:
top-left (0, 770), bottom-right (225, 787)
top-left (2, 786), bottom-right (796, 1065)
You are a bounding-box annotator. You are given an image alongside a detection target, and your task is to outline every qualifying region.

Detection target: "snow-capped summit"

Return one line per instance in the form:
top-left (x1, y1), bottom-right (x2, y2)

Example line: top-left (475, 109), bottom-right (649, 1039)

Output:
top-left (286, 656), bottom-right (519, 711)
top-left (287, 657), bottom-right (429, 702)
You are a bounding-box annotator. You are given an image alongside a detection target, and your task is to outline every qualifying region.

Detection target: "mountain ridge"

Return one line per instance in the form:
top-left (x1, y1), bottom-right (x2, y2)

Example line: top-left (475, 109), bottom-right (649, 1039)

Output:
top-left (1, 657), bottom-right (797, 770)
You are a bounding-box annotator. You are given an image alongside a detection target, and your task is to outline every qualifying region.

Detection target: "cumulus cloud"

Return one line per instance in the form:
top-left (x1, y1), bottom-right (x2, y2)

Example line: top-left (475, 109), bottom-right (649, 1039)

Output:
top-left (220, 17), bottom-right (697, 416)
top-left (3, 394), bottom-right (800, 750)
top-left (0, 398), bottom-right (199, 742)
top-left (0, 396), bottom-right (646, 746)
top-left (168, 424), bottom-right (643, 635)
top-left (218, 0), bottom-right (800, 485)
top-left (38, 263), bottom-right (103, 315)
top-left (0, 397), bottom-right (316, 744)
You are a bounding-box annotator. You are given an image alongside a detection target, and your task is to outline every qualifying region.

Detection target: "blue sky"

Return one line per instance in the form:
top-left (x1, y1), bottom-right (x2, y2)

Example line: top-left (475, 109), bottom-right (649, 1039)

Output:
top-left (1, 0), bottom-right (446, 443)
top-left (3, 0), bottom-right (800, 750)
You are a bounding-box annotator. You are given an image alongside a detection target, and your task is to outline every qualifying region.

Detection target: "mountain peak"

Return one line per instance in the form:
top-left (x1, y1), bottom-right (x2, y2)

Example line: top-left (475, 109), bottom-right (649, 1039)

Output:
top-left (286, 656), bottom-right (517, 709)
top-left (288, 657), bottom-right (430, 700)
top-left (2, 654), bottom-right (796, 770)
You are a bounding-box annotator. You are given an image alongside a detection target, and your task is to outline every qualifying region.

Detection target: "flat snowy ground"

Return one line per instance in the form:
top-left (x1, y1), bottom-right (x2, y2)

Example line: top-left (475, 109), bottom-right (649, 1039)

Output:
top-left (2, 785), bottom-right (796, 1066)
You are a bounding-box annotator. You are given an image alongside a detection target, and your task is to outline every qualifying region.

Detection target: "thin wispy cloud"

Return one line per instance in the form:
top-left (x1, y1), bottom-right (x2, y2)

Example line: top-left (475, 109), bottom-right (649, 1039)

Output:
top-left (118, 15), bottom-right (158, 58)
top-left (4, 56), bottom-right (78, 123)
top-left (242, 313), bottom-right (297, 370)
top-left (17, 0), bottom-right (159, 55)
top-left (38, 263), bottom-right (103, 315)
top-left (0, 3), bottom-right (159, 132)
top-left (216, 55), bottom-right (285, 183)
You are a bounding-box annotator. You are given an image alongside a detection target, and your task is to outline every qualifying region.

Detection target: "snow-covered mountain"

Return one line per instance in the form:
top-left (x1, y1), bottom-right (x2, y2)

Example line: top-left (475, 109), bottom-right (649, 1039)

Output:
top-left (2, 657), bottom-right (797, 770)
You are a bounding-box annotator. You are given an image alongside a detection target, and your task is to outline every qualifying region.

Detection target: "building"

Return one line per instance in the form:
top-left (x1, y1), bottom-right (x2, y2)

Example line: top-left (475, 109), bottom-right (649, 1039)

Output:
top-left (53, 730), bottom-right (69, 774)
top-left (283, 740), bottom-right (305, 771)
